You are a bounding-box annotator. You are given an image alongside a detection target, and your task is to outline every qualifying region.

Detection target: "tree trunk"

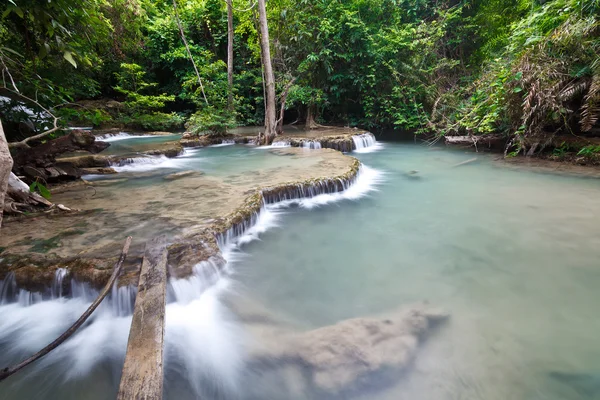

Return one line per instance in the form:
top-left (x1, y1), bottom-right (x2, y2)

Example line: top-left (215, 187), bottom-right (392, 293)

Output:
top-left (276, 78), bottom-right (296, 135)
top-left (226, 0), bottom-right (234, 112)
top-left (257, 0), bottom-right (277, 144)
top-left (306, 104), bottom-right (318, 130)
top-left (0, 119), bottom-right (13, 229)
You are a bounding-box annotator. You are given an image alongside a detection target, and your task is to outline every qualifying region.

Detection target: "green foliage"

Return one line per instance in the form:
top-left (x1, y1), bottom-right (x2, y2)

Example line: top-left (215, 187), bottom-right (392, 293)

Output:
top-left (118, 112), bottom-right (185, 131)
top-left (56, 107), bottom-right (113, 127)
top-left (3, 0), bottom-right (599, 147)
top-left (577, 144), bottom-right (600, 156)
top-left (29, 181), bottom-right (51, 200)
top-left (186, 107), bottom-right (237, 135)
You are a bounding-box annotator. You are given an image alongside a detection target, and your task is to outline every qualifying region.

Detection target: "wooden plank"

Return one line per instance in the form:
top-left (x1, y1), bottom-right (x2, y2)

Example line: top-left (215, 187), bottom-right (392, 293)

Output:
top-left (118, 236), bottom-right (168, 400)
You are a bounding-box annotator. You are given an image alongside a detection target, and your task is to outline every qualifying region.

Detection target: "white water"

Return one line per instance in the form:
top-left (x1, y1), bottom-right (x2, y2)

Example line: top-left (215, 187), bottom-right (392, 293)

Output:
top-left (302, 140), bottom-right (322, 149)
top-left (210, 139), bottom-right (236, 147)
top-left (97, 132), bottom-right (139, 142)
top-left (256, 140), bottom-right (291, 149)
top-left (109, 155), bottom-right (183, 172)
top-left (352, 132), bottom-right (383, 153)
top-left (0, 164), bottom-right (382, 399)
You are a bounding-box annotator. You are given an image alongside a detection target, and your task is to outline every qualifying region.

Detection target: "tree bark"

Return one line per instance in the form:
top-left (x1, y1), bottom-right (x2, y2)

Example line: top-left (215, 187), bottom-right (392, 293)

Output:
top-left (0, 119), bottom-right (13, 229)
top-left (306, 104), bottom-right (317, 130)
top-left (276, 77), bottom-right (296, 135)
top-left (257, 0), bottom-right (277, 144)
top-left (226, 0), bottom-right (234, 112)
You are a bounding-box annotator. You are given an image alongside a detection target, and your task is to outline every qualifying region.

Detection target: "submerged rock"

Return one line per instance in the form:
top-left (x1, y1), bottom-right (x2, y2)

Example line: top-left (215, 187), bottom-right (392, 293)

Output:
top-left (293, 305), bottom-right (448, 394)
top-left (246, 303), bottom-right (449, 397)
top-left (80, 167), bottom-right (117, 175)
top-left (163, 170), bottom-right (201, 181)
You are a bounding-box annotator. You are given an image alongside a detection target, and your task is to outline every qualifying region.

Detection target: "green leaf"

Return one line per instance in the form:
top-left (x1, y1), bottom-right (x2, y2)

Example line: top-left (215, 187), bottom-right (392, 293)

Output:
top-left (37, 184), bottom-right (51, 200)
top-left (8, 0), bottom-right (17, 5)
top-left (0, 46), bottom-right (22, 58)
top-left (63, 51), bottom-right (77, 68)
top-left (513, 87), bottom-right (523, 93)
top-left (29, 182), bottom-right (38, 193)
top-left (13, 6), bottom-right (24, 18)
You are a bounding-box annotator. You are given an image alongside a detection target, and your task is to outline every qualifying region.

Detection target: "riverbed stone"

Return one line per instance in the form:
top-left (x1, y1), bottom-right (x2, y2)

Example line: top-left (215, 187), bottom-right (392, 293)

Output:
top-left (163, 170), bottom-right (201, 181)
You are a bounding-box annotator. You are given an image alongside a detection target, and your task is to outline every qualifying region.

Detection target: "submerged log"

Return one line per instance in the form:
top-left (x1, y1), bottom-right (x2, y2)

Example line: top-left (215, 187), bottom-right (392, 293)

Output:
top-left (118, 236), bottom-right (168, 400)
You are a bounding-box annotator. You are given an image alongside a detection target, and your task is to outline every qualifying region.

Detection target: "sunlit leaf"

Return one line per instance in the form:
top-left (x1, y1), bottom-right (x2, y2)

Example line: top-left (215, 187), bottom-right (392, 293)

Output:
top-left (63, 51), bottom-right (77, 68)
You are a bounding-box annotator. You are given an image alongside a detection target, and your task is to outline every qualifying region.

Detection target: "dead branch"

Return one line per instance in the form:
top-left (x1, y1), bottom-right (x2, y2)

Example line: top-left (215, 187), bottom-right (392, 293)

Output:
top-left (0, 236), bottom-right (133, 383)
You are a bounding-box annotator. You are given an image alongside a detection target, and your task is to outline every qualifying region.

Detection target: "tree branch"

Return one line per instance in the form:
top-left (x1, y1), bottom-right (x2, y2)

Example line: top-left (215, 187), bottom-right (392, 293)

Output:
top-left (0, 237), bottom-right (133, 382)
top-left (172, 0), bottom-right (209, 105)
top-left (0, 87), bottom-right (61, 149)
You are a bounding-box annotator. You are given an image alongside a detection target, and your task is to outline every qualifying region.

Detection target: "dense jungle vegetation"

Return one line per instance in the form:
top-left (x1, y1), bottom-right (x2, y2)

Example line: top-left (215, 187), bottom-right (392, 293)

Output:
top-left (1, 0), bottom-right (599, 155)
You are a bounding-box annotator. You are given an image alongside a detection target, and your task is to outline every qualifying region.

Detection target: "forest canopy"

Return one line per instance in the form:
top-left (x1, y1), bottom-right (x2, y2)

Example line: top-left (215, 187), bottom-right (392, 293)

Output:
top-left (0, 0), bottom-right (599, 151)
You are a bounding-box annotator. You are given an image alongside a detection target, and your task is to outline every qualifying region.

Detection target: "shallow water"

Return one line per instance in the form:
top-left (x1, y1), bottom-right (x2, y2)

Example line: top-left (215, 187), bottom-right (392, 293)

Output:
top-left (235, 143), bottom-right (600, 399)
top-left (2, 142), bottom-right (600, 399)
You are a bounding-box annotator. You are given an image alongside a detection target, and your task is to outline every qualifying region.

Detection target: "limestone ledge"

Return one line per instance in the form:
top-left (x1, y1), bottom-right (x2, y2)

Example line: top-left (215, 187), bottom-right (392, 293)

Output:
top-left (0, 157), bottom-right (361, 292)
top-left (180, 130), bottom-right (368, 152)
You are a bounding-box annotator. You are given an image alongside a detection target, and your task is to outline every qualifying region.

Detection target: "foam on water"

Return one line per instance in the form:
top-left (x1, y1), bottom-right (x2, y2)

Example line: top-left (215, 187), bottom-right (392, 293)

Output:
top-left (210, 139), bottom-right (236, 147)
top-left (110, 155), bottom-right (182, 172)
top-left (256, 140), bottom-right (291, 149)
top-left (97, 132), bottom-right (138, 142)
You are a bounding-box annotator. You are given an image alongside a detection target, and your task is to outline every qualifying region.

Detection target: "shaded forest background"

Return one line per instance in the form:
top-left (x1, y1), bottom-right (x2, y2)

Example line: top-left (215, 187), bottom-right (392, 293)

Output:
top-left (1, 0), bottom-right (599, 155)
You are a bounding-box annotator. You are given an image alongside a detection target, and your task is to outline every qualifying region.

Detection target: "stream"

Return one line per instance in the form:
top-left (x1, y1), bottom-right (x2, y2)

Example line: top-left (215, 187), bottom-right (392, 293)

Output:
top-left (1, 138), bottom-right (600, 399)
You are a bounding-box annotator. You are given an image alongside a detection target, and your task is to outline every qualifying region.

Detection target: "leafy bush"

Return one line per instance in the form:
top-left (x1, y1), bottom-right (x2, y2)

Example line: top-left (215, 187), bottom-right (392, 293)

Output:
top-left (56, 107), bottom-right (113, 127)
top-left (186, 107), bottom-right (237, 136)
top-left (118, 112), bottom-right (185, 131)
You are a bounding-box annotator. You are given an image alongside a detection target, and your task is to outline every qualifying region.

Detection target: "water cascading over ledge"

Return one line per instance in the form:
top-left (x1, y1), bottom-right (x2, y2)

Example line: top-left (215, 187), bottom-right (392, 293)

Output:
top-left (0, 156), bottom-right (363, 295)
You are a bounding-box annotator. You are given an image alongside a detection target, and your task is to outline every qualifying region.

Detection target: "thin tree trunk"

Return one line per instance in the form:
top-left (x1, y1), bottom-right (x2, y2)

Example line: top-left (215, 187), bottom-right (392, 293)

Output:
top-left (257, 0), bottom-right (276, 144)
top-left (226, 0), bottom-right (234, 111)
top-left (276, 77), bottom-right (296, 134)
top-left (0, 119), bottom-right (13, 229)
top-left (172, 0), bottom-right (209, 105)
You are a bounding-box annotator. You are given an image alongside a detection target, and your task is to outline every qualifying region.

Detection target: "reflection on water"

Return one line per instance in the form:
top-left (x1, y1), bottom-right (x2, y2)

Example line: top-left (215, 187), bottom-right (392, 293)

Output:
top-left (1, 142), bottom-right (600, 399)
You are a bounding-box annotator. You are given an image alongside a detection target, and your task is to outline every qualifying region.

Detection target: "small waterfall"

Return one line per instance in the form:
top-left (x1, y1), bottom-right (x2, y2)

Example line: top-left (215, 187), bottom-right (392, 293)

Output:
top-left (96, 132), bottom-right (133, 142)
top-left (270, 140), bottom-right (291, 148)
top-left (51, 268), bottom-right (68, 299)
top-left (221, 139), bottom-right (235, 145)
top-left (110, 155), bottom-right (169, 167)
top-left (352, 132), bottom-right (377, 150)
top-left (0, 272), bottom-right (17, 305)
top-left (302, 140), bottom-right (322, 149)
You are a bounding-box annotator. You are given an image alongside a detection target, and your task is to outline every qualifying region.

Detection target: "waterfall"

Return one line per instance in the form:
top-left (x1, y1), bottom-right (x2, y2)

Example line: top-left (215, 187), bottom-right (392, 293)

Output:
top-left (96, 132), bottom-right (135, 142)
top-left (270, 140), bottom-right (291, 148)
top-left (302, 140), bottom-right (322, 149)
top-left (109, 155), bottom-right (183, 172)
top-left (0, 160), bottom-right (384, 400)
top-left (352, 132), bottom-right (377, 150)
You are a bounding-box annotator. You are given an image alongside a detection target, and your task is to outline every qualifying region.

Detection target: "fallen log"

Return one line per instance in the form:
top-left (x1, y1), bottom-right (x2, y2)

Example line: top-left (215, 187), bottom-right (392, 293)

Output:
top-left (0, 236), bottom-right (132, 383)
top-left (444, 135), bottom-right (505, 151)
top-left (118, 236), bottom-right (168, 400)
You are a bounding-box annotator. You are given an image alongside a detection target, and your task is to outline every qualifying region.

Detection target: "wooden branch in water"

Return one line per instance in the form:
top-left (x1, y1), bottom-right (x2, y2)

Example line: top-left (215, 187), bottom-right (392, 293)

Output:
top-left (118, 236), bottom-right (168, 400)
top-left (0, 236), bottom-right (133, 383)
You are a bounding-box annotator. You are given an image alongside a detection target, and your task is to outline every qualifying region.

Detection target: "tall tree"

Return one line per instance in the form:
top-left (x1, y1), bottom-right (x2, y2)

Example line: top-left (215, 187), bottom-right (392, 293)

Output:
top-left (226, 0), bottom-right (234, 111)
top-left (257, 0), bottom-right (277, 144)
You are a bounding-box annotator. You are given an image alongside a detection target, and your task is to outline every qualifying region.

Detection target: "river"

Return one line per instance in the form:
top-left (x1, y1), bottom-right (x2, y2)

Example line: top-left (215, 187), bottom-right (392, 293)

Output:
top-left (1, 139), bottom-right (599, 399)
